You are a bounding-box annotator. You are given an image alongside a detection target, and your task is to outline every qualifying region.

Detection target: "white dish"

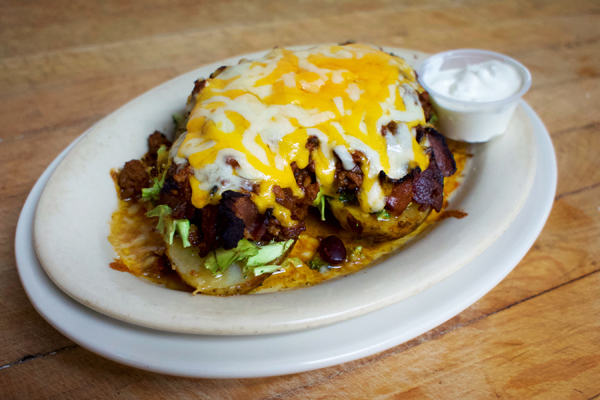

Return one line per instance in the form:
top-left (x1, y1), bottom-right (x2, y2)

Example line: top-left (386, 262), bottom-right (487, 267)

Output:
top-left (16, 102), bottom-right (555, 378)
top-left (417, 49), bottom-right (532, 142)
top-left (32, 47), bottom-right (536, 335)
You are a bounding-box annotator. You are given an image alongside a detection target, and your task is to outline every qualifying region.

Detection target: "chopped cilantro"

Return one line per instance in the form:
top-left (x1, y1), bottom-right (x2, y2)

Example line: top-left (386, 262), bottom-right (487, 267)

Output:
top-left (146, 205), bottom-right (172, 233)
top-left (377, 209), bottom-right (391, 221)
top-left (311, 187), bottom-right (328, 221)
top-left (246, 239), bottom-right (294, 266)
top-left (142, 168), bottom-right (167, 201)
top-left (319, 195), bottom-right (327, 221)
top-left (204, 240), bottom-right (259, 275)
top-left (254, 257), bottom-right (302, 277)
top-left (174, 219), bottom-right (191, 248)
top-left (156, 144), bottom-right (169, 167)
top-left (172, 113), bottom-right (184, 125)
top-left (309, 255), bottom-right (329, 270)
top-left (204, 239), bottom-right (295, 276)
top-left (145, 205), bottom-right (191, 248)
top-left (429, 113), bottom-right (438, 125)
top-left (338, 191), bottom-right (356, 203)
top-left (349, 246), bottom-right (363, 261)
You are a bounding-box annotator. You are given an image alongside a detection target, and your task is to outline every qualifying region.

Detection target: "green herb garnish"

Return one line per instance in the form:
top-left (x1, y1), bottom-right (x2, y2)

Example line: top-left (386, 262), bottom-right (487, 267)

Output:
top-left (349, 246), bottom-right (363, 261)
top-left (311, 187), bottom-right (328, 221)
top-left (156, 144), bottom-right (169, 167)
top-left (203, 239), bottom-right (295, 276)
top-left (142, 168), bottom-right (167, 201)
top-left (377, 209), bottom-right (391, 221)
top-left (204, 240), bottom-right (259, 275)
top-left (246, 239), bottom-right (294, 267)
top-left (309, 255), bottom-right (329, 270)
top-left (429, 113), bottom-right (438, 125)
top-left (338, 191), bottom-right (356, 203)
top-left (172, 113), bottom-right (184, 125)
top-left (253, 257), bottom-right (302, 276)
top-left (173, 219), bottom-right (191, 248)
top-left (146, 205), bottom-right (191, 248)
top-left (146, 205), bottom-right (172, 232)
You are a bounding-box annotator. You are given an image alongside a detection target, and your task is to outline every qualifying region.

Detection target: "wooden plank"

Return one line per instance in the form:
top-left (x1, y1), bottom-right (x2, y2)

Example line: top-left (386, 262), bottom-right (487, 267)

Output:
top-left (1, 0), bottom-right (599, 397)
top-left (0, 0), bottom-right (466, 58)
top-left (457, 186), bottom-right (600, 321)
top-left (0, 11), bottom-right (597, 144)
top-left (272, 268), bottom-right (600, 399)
top-left (0, 122), bottom-right (91, 366)
top-left (553, 124), bottom-right (600, 197)
top-left (3, 6), bottom-right (599, 86)
top-left (5, 0), bottom-right (597, 59)
top-left (0, 26), bottom-right (598, 371)
top-left (1, 34), bottom-right (598, 151)
top-left (0, 68), bottom-right (178, 142)
top-left (528, 78), bottom-right (600, 137)
top-left (0, 134), bottom-right (598, 373)
top-left (1, 226), bottom-right (598, 399)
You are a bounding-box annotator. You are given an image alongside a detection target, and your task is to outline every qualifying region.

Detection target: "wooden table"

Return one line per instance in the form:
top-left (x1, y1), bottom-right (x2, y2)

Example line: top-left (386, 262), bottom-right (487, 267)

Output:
top-left (1, 0), bottom-right (599, 398)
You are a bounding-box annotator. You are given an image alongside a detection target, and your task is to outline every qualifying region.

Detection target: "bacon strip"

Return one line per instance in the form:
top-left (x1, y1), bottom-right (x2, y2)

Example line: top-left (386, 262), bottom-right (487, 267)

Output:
top-left (386, 179), bottom-right (414, 214)
top-left (412, 155), bottom-right (445, 212)
top-left (426, 128), bottom-right (457, 178)
top-left (159, 164), bottom-right (195, 220)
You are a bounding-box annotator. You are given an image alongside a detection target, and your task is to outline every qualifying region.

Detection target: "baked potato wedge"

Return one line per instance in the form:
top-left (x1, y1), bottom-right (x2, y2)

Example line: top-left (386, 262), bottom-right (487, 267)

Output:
top-left (167, 237), bottom-right (295, 295)
top-left (328, 198), bottom-right (431, 242)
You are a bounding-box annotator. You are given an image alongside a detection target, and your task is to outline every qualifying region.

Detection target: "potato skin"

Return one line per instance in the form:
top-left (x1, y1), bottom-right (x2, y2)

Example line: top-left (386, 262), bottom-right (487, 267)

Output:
top-left (328, 198), bottom-right (431, 242)
top-left (167, 237), bottom-right (296, 295)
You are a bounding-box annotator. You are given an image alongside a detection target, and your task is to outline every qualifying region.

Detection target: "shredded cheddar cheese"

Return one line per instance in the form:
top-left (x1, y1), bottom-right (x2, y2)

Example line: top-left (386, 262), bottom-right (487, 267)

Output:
top-left (174, 44), bottom-right (428, 226)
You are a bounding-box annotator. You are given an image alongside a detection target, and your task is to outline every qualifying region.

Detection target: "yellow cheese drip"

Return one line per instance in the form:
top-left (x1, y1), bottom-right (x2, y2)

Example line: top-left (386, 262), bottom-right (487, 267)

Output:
top-left (180, 44), bottom-right (427, 226)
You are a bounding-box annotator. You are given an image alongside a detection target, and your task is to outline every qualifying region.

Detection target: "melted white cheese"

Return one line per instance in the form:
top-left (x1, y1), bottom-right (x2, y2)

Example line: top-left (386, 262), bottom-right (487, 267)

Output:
top-left (180, 44), bottom-right (428, 221)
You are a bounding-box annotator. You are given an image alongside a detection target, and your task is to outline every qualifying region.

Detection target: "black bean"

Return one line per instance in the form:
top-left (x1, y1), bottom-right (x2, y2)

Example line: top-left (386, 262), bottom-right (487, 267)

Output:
top-left (318, 235), bottom-right (347, 265)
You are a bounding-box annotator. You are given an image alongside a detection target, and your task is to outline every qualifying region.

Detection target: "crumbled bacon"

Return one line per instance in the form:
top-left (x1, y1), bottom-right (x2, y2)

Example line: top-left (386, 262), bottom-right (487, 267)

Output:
top-left (335, 163), bottom-right (363, 192)
top-left (191, 79), bottom-right (206, 96)
top-left (351, 150), bottom-right (365, 164)
top-left (271, 162), bottom-right (320, 222)
top-left (159, 164), bottom-right (195, 220)
top-left (118, 160), bottom-right (150, 201)
top-left (220, 191), bottom-right (263, 241)
top-left (225, 157), bottom-right (240, 170)
top-left (426, 128), bottom-right (457, 177)
top-left (195, 205), bottom-right (219, 257)
top-left (263, 218), bottom-right (306, 241)
top-left (210, 66), bottom-right (227, 79)
top-left (148, 131), bottom-right (172, 158)
top-left (385, 168), bottom-right (420, 214)
top-left (386, 179), bottom-right (413, 214)
top-left (173, 164), bottom-right (193, 183)
top-left (306, 135), bottom-right (320, 151)
top-left (412, 155), bottom-right (444, 212)
top-left (273, 185), bottom-right (311, 220)
top-left (218, 197), bottom-right (246, 250)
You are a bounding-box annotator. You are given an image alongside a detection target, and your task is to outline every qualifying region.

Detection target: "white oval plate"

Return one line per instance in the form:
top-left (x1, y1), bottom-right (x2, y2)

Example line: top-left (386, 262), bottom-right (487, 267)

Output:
top-left (33, 47), bottom-right (536, 335)
top-left (17, 102), bottom-right (554, 378)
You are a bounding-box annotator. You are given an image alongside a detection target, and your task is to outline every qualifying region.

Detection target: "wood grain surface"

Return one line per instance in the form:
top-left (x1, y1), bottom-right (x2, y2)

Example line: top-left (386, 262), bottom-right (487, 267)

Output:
top-left (1, 0), bottom-right (599, 398)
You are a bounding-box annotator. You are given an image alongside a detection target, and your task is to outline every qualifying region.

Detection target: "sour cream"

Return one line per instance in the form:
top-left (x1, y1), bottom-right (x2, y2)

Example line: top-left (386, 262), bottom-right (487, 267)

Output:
top-left (427, 60), bottom-right (523, 103)
top-left (418, 50), bottom-right (531, 142)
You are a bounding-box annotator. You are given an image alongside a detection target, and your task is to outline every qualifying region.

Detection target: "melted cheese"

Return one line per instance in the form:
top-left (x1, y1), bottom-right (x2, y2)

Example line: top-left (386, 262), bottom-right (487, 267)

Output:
top-left (177, 44), bottom-right (428, 225)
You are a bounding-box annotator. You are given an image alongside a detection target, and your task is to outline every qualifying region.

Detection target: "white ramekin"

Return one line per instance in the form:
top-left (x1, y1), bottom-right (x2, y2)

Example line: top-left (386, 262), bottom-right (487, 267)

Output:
top-left (418, 49), bottom-right (532, 142)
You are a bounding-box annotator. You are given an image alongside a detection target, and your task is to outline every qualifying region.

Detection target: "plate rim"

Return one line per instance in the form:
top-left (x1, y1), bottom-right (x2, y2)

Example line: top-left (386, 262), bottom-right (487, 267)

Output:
top-left (16, 101), bottom-right (555, 378)
top-left (31, 46), bottom-right (537, 335)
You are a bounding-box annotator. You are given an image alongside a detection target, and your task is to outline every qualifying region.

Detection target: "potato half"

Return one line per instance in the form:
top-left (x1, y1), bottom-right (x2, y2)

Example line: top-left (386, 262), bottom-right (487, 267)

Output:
top-left (167, 237), bottom-right (295, 295)
top-left (328, 199), bottom-right (431, 242)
